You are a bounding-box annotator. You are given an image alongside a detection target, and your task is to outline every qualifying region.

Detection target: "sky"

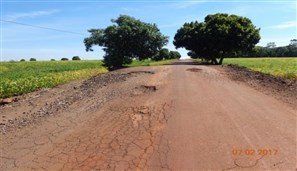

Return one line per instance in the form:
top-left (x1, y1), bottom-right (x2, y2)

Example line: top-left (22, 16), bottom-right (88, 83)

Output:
top-left (0, 0), bottom-right (296, 61)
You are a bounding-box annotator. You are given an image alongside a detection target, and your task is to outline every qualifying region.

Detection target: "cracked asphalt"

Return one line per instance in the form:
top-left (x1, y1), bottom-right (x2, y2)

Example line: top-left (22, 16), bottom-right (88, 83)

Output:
top-left (0, 60), bottom-right (296, 170)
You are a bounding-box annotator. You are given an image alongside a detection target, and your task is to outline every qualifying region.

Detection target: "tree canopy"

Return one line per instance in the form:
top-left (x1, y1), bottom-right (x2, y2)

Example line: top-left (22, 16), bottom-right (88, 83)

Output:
top-left (159, 48), bottom-right (170, 60)
top-left (151, 48), bottom-right (182, 61)
top-left (169, 51), bottom-right (181, 59)
top-left (72, 56), bottom-right (81, 60)
top-left (174, 13), bottom-right (260, 64)
top-left (84, 15), bottom-right (168, 69)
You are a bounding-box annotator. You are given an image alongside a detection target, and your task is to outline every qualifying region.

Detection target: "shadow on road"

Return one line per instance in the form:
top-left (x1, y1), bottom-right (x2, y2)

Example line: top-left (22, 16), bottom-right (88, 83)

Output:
top-left (166, 60), bottom-right (211, 66)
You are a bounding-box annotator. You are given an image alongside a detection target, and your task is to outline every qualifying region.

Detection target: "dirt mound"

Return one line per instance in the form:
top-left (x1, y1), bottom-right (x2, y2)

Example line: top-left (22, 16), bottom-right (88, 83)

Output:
top-left (220, 64), bottom-right (297, 109)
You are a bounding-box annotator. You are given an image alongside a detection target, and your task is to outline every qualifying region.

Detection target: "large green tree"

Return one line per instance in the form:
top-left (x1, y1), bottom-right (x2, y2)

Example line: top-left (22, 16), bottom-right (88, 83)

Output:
top-left (159, 48), bottom-right (170, 60)
top-left (169, 51), bottom-right (181, 59)
top-left (84, 15), bottom-right (168, 69)
top-left (174, 13), bottom-right (260, 64)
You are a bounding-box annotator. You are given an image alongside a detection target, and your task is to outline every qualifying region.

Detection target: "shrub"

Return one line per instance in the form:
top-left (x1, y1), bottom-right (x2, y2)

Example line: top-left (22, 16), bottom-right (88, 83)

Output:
top-left (72, 56), bottom-right (81, 60)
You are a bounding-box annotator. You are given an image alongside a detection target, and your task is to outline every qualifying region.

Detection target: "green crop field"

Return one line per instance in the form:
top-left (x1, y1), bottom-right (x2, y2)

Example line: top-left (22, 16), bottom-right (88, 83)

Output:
top-left (0, 60), bottom-right (108, 98)
top-left (224, 58), bottom-right (297, 80)
top-left (0, 59), bottom-right (176, 99)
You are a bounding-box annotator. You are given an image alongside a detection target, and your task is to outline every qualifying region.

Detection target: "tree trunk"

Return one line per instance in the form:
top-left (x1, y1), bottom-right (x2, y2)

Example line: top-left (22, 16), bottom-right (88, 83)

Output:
top-left (218, 57), bottom-right (224, 65)
top-left (211, 56), bottom-right (218, 65)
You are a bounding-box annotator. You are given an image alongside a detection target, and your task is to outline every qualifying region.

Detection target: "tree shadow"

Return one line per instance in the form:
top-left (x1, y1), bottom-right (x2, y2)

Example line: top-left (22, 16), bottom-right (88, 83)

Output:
top-left (108, 60), bottom-right (213, 71)
top-left (164, 60), bottom-right (212, 66)
top-left (108, 66), bottom-right (129, 71)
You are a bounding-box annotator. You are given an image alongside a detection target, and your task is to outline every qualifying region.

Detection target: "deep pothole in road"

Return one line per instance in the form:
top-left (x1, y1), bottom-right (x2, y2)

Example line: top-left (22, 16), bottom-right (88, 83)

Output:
top-left (186, 68), bottom-right (202, 72)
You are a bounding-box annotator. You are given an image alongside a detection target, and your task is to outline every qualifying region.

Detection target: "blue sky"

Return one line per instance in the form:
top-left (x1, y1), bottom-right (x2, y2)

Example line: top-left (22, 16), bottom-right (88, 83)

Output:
top-left (0, 0), bottom-right (296, 61)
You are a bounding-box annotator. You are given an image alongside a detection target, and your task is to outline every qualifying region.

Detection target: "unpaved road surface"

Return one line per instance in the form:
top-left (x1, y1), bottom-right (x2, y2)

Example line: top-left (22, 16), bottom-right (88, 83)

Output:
top-left (1, 60), bottom-right (296, 170)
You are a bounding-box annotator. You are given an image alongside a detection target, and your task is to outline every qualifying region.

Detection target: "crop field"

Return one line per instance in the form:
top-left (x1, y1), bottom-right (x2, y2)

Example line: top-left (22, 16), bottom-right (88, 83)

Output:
top-left (0, 60), bottom-right (108, 98)
top-left (0, 59), bottom-right (176, 99)
top-left (224, 58), bottom-right (297, 80)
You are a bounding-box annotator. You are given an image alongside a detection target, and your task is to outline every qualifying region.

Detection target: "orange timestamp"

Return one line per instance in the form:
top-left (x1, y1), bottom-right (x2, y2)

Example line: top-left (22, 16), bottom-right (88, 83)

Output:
top-left (232, 149), bottom-right (278, 156)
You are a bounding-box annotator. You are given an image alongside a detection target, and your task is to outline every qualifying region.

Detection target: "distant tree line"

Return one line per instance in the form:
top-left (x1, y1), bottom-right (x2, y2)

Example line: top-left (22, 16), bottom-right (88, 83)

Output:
top-left (187, 45), bottom-right (297, 59)
top-left (228, 45), bottom-right (297, 58)
top-left (151, 48), bottom-right (181, 61)
top-left (19, 56), bottom-right (82, 62)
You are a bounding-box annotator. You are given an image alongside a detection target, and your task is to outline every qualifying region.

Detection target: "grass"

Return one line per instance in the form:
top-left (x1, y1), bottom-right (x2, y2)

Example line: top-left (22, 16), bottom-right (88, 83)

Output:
top-left (0, 60), bottom-right (108, 98)
top-left (126, 59), bottom-right (177, 67)
top-left (0, 59), bottom-right (175, 99)
top-left (224, 57), bottom-right (297, 80)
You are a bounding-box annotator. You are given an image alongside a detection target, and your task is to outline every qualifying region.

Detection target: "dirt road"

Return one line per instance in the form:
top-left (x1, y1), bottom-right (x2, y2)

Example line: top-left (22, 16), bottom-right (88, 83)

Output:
top-left (1, 60), bottom-right (296, 170)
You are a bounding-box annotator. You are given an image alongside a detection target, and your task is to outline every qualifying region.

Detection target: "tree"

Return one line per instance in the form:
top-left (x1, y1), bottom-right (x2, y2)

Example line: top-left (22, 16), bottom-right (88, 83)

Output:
top-left (84, 15), bottom-right (168, 69)
top-left (51, 59), bottom-right (55, 61)
top-left (287, 45), bottom-right (297, 56)
top-left (20, 59), bottom-right (25, 62)
top-left (187, 51), bottom-right (198, 59)
top-left (151, 53), bottom-right (163, 61)
top-left (72, 56), bottom-right (81, 60)
top-left (29, 58), bottom-right (36, 61)
top-left (174, 13), bottom-right (260, 64)
top-left (159, 48), bottom-right (170, 60)
top-left (169, 51), bottom-right (181, 59)
top-left (61, 58), bottom-right (69, 61)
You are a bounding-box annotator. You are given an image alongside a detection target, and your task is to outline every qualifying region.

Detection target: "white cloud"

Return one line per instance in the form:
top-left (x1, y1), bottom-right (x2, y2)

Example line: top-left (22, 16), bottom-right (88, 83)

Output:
top-left (4, 9), bottom-right (60, 21)
top-left (267, 21), bottom-right (297, 30)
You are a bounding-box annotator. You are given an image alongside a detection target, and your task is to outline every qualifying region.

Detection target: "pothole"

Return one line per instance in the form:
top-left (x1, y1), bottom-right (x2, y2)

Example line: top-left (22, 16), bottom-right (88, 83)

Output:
top-left (132, 85), bottom-right (157, 96)
top-left (186, 68), bottom-right (202, 72)
top-left (140, 85), bottom-right (157, 91)
top-left (128, 71), bottom-right (155, 75)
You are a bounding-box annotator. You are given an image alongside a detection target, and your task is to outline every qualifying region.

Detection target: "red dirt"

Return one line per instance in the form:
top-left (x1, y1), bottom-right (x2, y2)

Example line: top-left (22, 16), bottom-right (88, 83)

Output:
top-left (0, 60), bottom-right (296, 170)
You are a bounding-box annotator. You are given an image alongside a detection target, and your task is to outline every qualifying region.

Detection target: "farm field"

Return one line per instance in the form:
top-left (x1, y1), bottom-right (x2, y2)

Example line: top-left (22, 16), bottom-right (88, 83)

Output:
top-left (0, 60), bottom-right (108, 98)
top-left (224, 57), bottom-right (297, 80)
top-left (0, 59), bottom-right (176, 99)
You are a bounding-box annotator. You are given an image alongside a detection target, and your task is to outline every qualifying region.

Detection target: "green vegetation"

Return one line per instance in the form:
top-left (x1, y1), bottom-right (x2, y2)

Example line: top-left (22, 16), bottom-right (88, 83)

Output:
top-left (61, 58), bottom-right (69, 61)
top-left (72, 56), bottom-right (81, 60)
top-left (84, 15), bottom-right (168, 69)
top-left (174, 13), bottom-right (260, 64)
top-left (0, 60), bottom-right (108, 98)
top-left (229, 45), bottom-right (297, 58)
top-left (0, 59), bottom-right (175, 98)
top-left (126, 59), bottom-right (177, 67)
top-left (224, 58), bottom-right (297, 80)
top-left (151, 48), bottom-right (181, 61)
